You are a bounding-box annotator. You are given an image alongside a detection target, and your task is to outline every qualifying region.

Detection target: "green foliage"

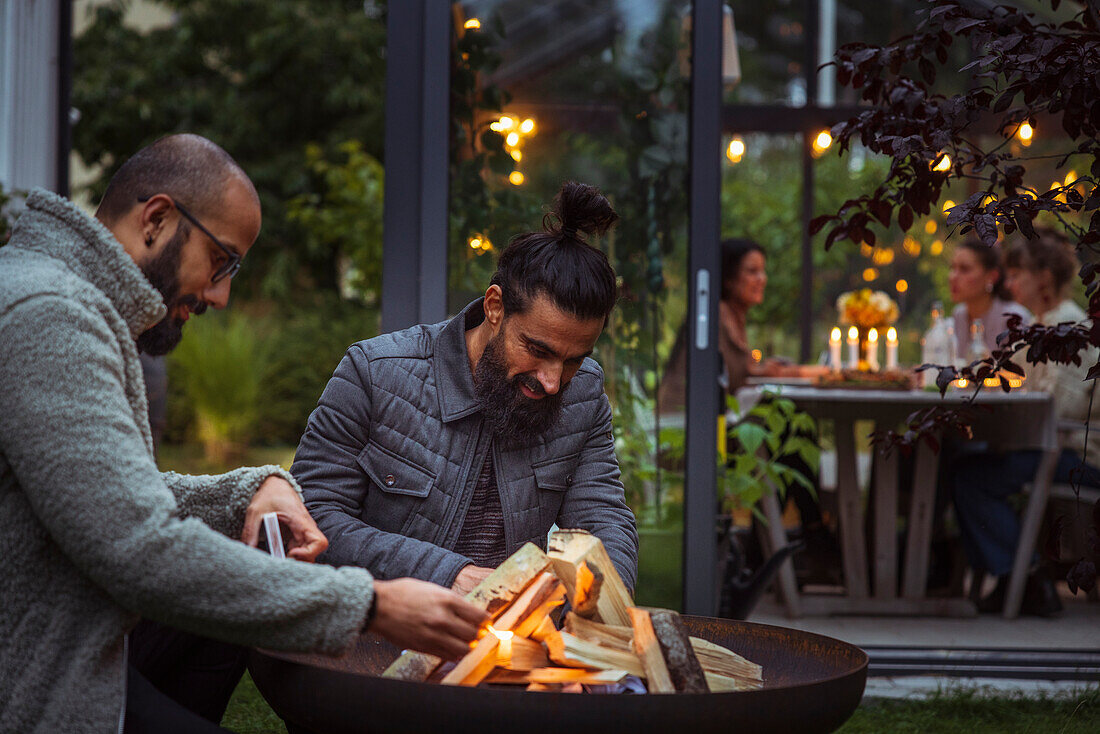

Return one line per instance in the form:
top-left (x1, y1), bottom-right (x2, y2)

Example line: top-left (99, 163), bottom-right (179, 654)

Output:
top-left (257, 295), bottom-right (377, 444)
top-left (720, 392), bottom-right (819, 517)
top-left (167, 310), bottom-right (271, 461)
top-left (285, 141), bottom-right (385, 303)
top-left (71, 0), bottom-right (388, 301)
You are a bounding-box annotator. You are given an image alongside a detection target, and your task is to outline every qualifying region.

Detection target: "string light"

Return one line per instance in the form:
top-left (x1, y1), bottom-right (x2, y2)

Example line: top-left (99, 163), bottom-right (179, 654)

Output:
top-left (930, 239), bottom-right (944, 256)
top-left (942, 199), bottom-right (956, 215)
top-left (812, 130), bottom-right (833, 157)
top-left (1017, 122), bottom-right (1033, 145)
top-left (925, 220), bottom-right (937, 234)
top-left (520, 119), bottom-right (535, 134)
top-left (932, 153), bottom-right (952, 172)
top-left (464, 18), bottom-right (481, 30)
top-left (863, 267), bottom-right (878, 282)
top-left (896, 279), bottom-right (909, 293)
top-left (726, 137), bottom-right (745, 164)
top-left (509, 171), bottom-right (525, 186)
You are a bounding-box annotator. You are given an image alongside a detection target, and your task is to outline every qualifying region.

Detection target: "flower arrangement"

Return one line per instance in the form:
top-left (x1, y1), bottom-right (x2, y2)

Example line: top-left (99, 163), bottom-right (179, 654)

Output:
top-left (836, 289), bottom-right (899, 330)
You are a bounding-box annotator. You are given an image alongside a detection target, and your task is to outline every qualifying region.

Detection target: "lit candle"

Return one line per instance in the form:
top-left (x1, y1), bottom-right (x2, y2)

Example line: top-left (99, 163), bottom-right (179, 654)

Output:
top-left (846, 326), bottom-right (859, 369)
top-left (829, 327), bottom-right (842, 371)
top-left (866, 328), bottom-right (880, 371)
top-left (886, 327), bottom-right (898, 370)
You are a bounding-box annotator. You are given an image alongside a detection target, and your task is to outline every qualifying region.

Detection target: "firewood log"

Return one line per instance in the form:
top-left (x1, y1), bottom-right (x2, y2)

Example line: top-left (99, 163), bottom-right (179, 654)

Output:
top-left (704, 671), bottom-right (764, 692)
top-left (571, 561), bottom-right (603, 618)
top-left (382, 543), bottom-right (549, 681)
top-left (440, 632), bottom-right (500, 687)
top-left (627, 608), bottom-right (675, 693)
top-left (493, 571), bottom-right (564, 632)
top-left (498, 635), bottom-right (551, 671)
top-left (689, 636), bottom-right (764, 683)
top-left (563, 612), bottom-right (633, 652)
top-left (547, 529), bottom-right (633, 626)
top-left (543, 631), bottom-right (645, 677)
top-left (487, 668), bottom-right (630, 685)
top-left (644, 608), bottom-right (709, 693)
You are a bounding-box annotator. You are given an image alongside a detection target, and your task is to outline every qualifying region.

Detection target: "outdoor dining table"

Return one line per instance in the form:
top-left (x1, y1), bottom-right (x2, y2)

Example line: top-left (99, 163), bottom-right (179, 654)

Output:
top-left (739, 384), bottom-right (1057, 619)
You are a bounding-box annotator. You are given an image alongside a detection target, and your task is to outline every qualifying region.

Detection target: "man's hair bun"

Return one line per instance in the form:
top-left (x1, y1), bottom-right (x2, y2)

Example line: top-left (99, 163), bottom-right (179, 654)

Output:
top-left (548, 181), bottom-right (618, 240)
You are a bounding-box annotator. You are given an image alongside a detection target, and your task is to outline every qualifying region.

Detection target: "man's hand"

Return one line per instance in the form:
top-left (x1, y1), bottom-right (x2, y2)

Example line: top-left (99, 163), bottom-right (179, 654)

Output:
top-left (370, 579), bottom-right (489, 660)
top-left (451, 564), bottom-right (493, 595)
top-left (241, 476), bottom-right (328, 562)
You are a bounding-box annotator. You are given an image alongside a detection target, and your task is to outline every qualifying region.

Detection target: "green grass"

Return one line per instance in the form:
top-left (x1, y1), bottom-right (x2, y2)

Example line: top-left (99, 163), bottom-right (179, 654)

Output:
top-left (838, 688), bottom-right (1100, 733)
top-left (222, 673), bottom-right (286, 734)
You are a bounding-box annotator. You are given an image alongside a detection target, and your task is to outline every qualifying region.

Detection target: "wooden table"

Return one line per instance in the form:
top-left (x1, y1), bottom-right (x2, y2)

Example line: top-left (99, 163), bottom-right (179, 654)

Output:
top-left (739, 385), bottom-right (1057, 618)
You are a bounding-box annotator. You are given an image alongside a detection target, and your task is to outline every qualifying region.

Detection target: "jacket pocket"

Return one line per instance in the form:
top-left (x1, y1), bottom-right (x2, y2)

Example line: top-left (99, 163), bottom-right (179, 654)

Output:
top-left (532, 453), bottom-right (579, 492)
top-left (357, 440), bottom-right (436, 498)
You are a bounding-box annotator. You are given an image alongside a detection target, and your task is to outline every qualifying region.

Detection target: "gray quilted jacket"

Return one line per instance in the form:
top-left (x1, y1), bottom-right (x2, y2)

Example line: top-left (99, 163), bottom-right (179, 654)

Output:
top-left (0, 190), bottom-right (374, 733)
top-left (294, 299), bottom-right (639, 590)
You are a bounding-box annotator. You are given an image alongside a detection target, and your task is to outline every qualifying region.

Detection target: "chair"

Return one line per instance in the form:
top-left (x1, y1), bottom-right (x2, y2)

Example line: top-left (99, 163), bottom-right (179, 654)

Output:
top-left (1004, 422), bottom-right (1100, 618)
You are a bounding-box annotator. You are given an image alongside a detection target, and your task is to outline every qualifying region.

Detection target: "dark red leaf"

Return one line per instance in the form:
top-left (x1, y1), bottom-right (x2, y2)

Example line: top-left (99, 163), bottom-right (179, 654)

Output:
top-left (1066, 557), bottom-right (1096, 595)
top-left (899, 204), bottom-right (914, 231)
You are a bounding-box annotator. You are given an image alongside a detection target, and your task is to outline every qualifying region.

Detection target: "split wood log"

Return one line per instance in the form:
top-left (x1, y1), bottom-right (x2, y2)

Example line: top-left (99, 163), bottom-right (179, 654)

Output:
top-left (645, 608), bottom-right (709, 693)
top-left (543, 631), bottom-right (645, 678)
top-left (498, 635), bottom-right (551, 671)
top-left (627, 607), bottom-right (674, 693)
top-left (563, 612), bottom-right (633, 652)
top-left (493, 571), bottom-right (566, 639)
top-left (689, 636), bottom-right (763, 683)
top-left (440, 633), bottom-right (500, 687)
top-left (487, 667), bottom-right (630, 686)
top-left (529, 615), bottom-right (558, 642)
top-left (547, 529), bottom-right (632, 626)
top-left (526, 682), bottom-right (557, 692)
top-left (383, 542), bottom-right (550, 681)
top-left (704, 671), bottom-right (763, 692)
top-left (571, 561), bottom-right (603, 618)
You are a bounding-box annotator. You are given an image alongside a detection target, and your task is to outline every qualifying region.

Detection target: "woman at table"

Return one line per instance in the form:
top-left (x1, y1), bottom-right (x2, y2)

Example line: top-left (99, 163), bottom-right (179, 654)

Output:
top-left (952, 229), bottom-right (1100, 615)
top-left (949, 238), bottom-right (1030, 358)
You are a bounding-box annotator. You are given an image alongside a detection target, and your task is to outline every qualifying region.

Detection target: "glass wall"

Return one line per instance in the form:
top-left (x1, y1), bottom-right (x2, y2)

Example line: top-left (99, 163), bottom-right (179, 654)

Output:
top-left (450, 0), bottom-right (692, 608)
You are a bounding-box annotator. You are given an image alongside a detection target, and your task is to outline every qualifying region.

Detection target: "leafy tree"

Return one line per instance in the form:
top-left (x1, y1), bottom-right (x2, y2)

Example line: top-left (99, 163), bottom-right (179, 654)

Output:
top-left (72, 0), bottom-right (387, 301)
top-left (815, 0), bottom-right (1100, 593)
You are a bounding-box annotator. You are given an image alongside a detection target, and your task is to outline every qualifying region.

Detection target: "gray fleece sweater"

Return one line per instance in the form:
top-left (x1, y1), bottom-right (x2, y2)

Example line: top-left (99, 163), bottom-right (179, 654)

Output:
top-left (0, 190), bottom-right (374, 732)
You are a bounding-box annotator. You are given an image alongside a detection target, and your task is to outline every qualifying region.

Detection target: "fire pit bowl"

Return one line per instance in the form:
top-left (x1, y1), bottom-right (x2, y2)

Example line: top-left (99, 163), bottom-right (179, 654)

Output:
top-left (249, 616), bottom-right (867, 734)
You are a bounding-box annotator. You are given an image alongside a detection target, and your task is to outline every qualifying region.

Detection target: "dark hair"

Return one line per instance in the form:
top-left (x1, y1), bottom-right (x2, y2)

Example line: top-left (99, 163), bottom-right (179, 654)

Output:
top-left (96, 133), bottom-right (254, 224)
top-left (720, 238), bottom-right (766, 300)
top-left (490, 181), bottom-right (619, 322)
top-left (956, 238), bottom-right (1012, 301)
top-left (1005, 228), bottom-right (1078, 295)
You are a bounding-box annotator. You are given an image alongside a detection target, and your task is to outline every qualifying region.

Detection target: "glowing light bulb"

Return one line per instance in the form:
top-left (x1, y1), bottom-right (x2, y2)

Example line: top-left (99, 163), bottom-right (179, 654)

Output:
top-left (506, 132), bottom-right (520, 147)
top-left (510, 149), bottom-right (522, 162)
top-left (925, 220), bottom-right (937, 234)
top-left (499, 116), bottom-right (515, 130)
top-left (464, 18), bottom-right (481, 30)
top-left (895, 279), bottom-right (909, 293)
top-left (933, 154), bottom-right (952, 172)
top-left (930, 239), bottom-right (944, 256)
top-left (942, 199), bottom-right (956, 215)
top-left (726, 137), bottom-right (745, 164)
top-left (520, 118), bottom-right (535, 134)
top-left (814, 130), bottom-right (832, 152)
top-left (863, 267), bottom-right (878, 282)
top-left (468, 237), bottom-right (482, 250)
top-left (1018, 122), bottom-right (1033, 144)
top-left (509, 171), bottom-right (525, 186)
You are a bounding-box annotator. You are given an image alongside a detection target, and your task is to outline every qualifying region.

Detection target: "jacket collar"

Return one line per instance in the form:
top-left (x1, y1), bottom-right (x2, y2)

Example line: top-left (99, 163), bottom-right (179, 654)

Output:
top-left (435, 298), bottom-right (487, 423)
top-left (13, 189), bottom-right (167, 339)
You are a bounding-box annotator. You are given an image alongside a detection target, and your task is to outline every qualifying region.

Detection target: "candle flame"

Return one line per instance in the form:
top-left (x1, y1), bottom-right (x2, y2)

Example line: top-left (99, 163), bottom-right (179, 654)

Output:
top-left (887, 327), bottom-right (897, 342)
top-left (868, 328), bottom-right (878, 342)
top-left (847, 326), bottom-right (859, 340)
top-left (831, 327), bottom-right (842, 342)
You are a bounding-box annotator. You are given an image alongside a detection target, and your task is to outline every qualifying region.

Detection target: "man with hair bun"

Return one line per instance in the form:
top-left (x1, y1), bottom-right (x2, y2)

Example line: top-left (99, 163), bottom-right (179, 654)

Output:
top-left (0, 134), bottom-right (486, 733)
top-left (295, 181), bottom-right (639, 596)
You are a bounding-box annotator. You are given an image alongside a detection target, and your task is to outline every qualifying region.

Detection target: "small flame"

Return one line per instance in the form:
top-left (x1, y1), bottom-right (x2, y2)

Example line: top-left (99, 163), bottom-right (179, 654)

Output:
top-left (847, 326), bottom-right (859, 341)
top-left (486, 625), bottom-right (513, 641)
top-left (830, 327), bottom-right (842, 342)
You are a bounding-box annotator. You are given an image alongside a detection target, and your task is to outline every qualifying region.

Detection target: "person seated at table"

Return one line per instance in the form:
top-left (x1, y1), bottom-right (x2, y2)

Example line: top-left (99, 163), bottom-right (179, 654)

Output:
top-left (952, 229), bottom-right (1100, 615)
top-left (658, 239), bottom-right (834, 592)
top-left (949, 238), bottom-right (1030, 357)
top-left (658, 239), bottom-right (827, 413)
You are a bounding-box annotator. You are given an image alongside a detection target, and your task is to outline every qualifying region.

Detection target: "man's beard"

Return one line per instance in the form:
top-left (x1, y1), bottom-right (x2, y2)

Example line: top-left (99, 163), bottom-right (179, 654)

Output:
top-left (474, 331), bottom-right (564, 445)
top-left (135, 225), bottom-right (206, 356)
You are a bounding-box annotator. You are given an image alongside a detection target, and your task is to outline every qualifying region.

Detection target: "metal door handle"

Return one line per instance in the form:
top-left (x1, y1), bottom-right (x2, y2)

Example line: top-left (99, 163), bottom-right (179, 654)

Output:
top-left (695, 269), bottom-right (710, 350)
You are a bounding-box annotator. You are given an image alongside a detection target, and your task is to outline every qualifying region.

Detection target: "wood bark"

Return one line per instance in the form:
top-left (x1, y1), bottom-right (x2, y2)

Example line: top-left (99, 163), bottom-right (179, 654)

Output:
top-left (646, 608), bottom-right (709, 693)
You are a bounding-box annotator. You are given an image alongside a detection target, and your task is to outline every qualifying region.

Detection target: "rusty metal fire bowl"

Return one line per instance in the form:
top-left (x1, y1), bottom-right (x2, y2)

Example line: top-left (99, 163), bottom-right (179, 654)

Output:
top-left (250, 616), bottom-right (868, 734)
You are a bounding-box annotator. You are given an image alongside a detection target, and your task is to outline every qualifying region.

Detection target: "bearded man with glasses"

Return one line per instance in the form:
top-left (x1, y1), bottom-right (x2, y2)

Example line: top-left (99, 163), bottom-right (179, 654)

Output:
top-left (0, 134), bottom-right (486, 734)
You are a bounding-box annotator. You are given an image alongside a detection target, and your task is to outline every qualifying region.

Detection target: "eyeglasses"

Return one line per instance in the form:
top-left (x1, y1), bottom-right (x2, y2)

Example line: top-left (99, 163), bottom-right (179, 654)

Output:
top-left (138, 196), bottom-right (242, 283)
